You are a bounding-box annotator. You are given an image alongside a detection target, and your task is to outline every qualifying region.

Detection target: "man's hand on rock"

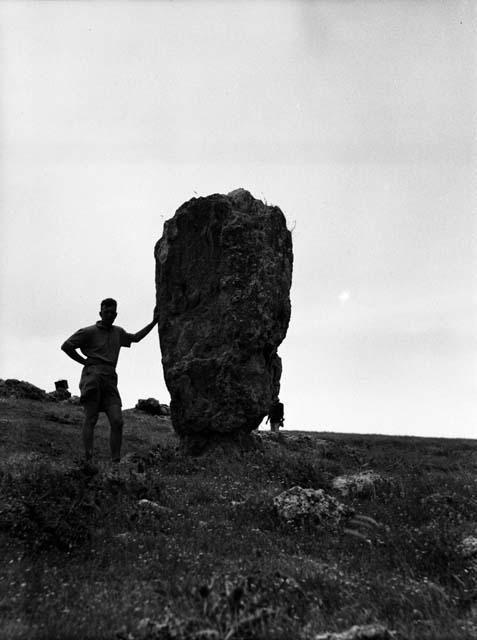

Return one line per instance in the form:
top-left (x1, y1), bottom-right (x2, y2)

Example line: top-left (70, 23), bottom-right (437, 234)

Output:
top-left (132, 311), bottom-right (160, 343)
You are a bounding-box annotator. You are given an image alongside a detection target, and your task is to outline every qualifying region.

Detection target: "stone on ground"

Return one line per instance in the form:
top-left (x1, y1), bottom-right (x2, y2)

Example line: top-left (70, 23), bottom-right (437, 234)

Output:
top-left (461, 536), bottom-right (477, 558)
top-left (273, 486), bottom-right (351, 528)
top-left (332, 471), bottom-right (386, 497)
top-left (315, 624), bottom-right (395, 640)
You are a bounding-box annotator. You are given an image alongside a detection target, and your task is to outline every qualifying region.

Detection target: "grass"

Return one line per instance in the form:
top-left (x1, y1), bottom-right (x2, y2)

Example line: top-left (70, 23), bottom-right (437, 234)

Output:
top-left (0, 398), bottom-right (477, 639)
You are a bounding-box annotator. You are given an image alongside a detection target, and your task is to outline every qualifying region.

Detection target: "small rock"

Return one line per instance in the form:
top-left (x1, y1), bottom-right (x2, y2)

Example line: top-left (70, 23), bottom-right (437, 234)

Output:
top-left (315, 623), bottom-right (395, 640)
top-left (136, 618), bottom-right (169, 637)
top-left (45, 412), bottom-right (78, 425)
top-left (114, 532), bottom-right (134, 544)
top-left (115, 625), bottom-right (134, 640)
top-left (273, 486), bottom-right (351, 528)
top-left (461, 536), bottom-right (477, 558)
top-left (138, 499), bottom-right (173, 516)
top-left (137, 617), bottom-right (153, 631)
top-left (332, 471), bottom-right (385, 497)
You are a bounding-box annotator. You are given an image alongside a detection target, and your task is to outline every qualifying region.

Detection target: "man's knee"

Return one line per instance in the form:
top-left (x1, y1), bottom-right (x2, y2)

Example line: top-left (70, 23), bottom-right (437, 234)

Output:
top-left (111, 417), bottom-right (123, 431)
top-left (107, 406), bottom-right (123, 430)
top-left (83, 411), bottom-right (99, 426)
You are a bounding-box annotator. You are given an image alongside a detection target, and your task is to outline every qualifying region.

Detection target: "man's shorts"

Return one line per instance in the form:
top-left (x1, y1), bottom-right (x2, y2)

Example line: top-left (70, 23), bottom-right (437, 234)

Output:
top-left (79, 365), bottom-right (122, 414)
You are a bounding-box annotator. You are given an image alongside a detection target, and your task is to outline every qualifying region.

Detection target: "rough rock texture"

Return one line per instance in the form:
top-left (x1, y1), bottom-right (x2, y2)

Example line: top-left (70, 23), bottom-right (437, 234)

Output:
top-left (461, 536), bottom-right (477, 558)
top-left (332, 471), bottom-right (386, 498)
top-left (135, 398), bottom-right (170, 416)
top-left (155, 189), bottom-right (293, 449)
top-left (47, 388), bottom-right (71, 401)
top-left (273, 486), bottom-right (351, 528)
top-left (0, 379), bottom-right (74, 403)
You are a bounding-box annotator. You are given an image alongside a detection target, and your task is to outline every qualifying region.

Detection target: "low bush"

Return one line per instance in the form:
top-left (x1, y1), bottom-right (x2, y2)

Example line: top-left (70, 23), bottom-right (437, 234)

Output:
top-left (0, 463), bottom-right (138, 552)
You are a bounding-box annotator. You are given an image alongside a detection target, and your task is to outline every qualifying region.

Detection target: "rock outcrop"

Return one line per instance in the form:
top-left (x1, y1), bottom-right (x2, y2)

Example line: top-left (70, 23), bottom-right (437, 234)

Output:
top-left (155, 189), bottom-right (293, 450)
top-left (0, 379), bottom-right (75, 403)
top-left (0, 379), bottom-right (48, 401)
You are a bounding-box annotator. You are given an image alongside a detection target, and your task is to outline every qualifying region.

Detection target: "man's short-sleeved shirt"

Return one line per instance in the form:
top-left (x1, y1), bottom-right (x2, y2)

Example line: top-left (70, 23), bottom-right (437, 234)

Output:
top-left (64, 321), bottom-right (134, 368)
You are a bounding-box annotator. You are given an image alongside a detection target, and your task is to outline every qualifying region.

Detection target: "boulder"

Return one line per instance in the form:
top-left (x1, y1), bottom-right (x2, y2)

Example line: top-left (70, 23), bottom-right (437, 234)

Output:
top-left (135, 398), bottom-right (163, 415)
top-left (138, 499), bottom-right (173, 516)
top-left (155, 189), bottom-right (293, 450)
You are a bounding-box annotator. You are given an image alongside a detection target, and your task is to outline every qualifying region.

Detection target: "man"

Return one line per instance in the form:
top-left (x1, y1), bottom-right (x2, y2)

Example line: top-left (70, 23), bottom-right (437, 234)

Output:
top-left (266, 399), bottom-right (284, 433)
top-left (61, 298), bottom-right (158, 477)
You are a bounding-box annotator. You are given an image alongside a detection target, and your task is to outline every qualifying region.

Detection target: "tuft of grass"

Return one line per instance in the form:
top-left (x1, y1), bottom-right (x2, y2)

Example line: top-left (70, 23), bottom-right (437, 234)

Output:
top-left (1, 462), bottom-right (102, 551)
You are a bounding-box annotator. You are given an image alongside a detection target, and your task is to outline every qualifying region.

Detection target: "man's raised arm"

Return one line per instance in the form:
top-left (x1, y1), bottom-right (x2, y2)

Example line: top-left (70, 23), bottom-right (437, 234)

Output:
top-left (131, 308), bottom-right (159, 344)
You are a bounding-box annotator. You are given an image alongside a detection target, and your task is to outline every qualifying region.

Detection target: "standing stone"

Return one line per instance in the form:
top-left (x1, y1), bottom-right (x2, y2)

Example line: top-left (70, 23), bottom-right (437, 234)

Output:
top-left (154, 189), bottom-right (293, 450)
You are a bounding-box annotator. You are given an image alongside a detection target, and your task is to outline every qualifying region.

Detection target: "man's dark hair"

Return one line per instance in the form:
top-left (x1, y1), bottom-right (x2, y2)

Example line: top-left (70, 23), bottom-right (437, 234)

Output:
top-left (100, 298), bottom-right (117, 309)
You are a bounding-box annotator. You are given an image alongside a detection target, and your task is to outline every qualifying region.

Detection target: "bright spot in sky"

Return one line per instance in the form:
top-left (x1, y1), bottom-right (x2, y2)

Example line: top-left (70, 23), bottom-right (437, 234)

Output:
top-left (339, 290), bottom-right (351, 303)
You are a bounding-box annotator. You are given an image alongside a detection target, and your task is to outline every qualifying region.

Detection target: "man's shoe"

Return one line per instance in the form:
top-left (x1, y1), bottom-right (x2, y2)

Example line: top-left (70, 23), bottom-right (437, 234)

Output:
top-left (79, 459), bottom-right (99, 476)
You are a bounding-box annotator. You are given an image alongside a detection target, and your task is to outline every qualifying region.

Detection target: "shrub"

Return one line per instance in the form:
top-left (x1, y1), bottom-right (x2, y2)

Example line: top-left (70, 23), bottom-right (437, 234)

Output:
top-left (0, 463), bottom-right (125, 551)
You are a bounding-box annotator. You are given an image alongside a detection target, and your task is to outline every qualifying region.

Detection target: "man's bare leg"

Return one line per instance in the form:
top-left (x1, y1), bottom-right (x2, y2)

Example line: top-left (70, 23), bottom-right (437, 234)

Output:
top-left (82, 407), bottom-right (99, 461)
top-left (106, 404), bottom-right (123, 463)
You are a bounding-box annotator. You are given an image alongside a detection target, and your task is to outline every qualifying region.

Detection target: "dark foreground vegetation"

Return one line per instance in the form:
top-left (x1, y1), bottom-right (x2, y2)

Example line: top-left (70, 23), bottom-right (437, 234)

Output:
top-left (1, 396), bottom-right (476, 639)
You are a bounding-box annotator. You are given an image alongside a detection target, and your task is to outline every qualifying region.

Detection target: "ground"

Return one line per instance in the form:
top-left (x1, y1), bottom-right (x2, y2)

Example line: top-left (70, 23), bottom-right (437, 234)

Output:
top-left (1, 396), bottom-right (477, 640)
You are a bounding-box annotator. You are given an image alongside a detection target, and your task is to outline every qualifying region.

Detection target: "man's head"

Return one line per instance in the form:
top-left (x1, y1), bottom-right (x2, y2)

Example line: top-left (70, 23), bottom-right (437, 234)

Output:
top-left (99, 298), bottom-right (118, 327)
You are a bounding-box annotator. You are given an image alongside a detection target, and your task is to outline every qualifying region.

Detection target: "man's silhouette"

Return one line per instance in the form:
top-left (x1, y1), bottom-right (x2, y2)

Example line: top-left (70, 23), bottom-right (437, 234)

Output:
top-left (61, 298), bottom-right (158, 477)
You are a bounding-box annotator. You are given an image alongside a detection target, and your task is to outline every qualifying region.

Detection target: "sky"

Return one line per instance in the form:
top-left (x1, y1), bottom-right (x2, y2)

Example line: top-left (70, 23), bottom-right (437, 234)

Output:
top-left (1, 0), bottom-right (476, 438)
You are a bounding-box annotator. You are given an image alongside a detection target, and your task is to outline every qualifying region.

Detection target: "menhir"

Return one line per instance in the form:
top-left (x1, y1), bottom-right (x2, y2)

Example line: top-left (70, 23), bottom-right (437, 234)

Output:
top-left (154, 189), bottom-right (293, 450)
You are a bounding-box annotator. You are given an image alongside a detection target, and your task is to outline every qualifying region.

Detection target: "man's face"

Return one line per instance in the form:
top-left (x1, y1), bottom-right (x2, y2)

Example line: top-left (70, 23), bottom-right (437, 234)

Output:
top-left (100, 305), bottom-right (117, 327)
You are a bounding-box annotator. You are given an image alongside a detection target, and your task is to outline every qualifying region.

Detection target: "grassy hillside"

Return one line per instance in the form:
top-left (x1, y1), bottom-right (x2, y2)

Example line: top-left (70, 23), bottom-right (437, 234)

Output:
top-left (0, 396), bottom-right (476, 639)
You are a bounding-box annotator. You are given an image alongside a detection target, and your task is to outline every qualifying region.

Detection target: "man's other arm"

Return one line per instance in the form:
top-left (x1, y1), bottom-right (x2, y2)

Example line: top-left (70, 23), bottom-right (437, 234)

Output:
top-left (131, 308), bottom-right (159, 344)
top-left (61, 341), bottom-right (88, 365)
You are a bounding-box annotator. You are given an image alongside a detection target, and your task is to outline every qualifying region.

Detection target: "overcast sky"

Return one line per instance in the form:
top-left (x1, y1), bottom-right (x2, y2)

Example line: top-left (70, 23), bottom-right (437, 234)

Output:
top-left (1, 1), bottom-right (476, 438)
